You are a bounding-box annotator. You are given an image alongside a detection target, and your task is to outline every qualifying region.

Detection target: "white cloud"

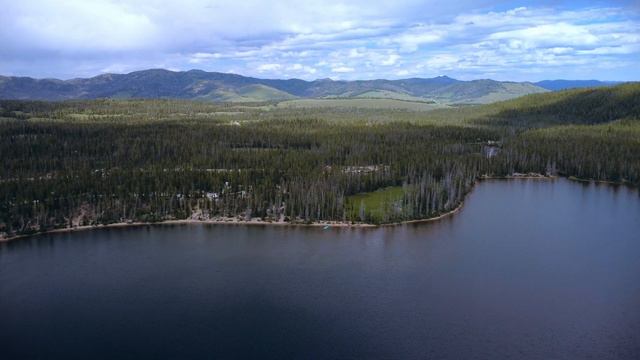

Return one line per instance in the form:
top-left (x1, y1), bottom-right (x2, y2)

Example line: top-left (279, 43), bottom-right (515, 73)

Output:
top-left (390, 27), bottom-right (444, 52)
top-left (188, 52), bottom-right (221, 64)
top-left (287, 63), bottom-right (317, 74)
top-left (348, 48), bottom-right (366, 58)
top-left (381, 53), bottom-right (400, 66)
top-left (257, 63), bottom-right (282, 72)
top-left (488, 23), bottom-right (600, 48)
top-left (332, 66), bottom-right (355, 73)
top-left (577, 45), bottom-right (640, 55)
top-left (420, 54), bottom-right (460, 70)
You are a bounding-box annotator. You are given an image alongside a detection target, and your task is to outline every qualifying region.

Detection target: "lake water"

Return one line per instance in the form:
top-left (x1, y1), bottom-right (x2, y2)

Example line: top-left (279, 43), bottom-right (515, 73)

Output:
top-left (1, 179), bottom-right (639, 359)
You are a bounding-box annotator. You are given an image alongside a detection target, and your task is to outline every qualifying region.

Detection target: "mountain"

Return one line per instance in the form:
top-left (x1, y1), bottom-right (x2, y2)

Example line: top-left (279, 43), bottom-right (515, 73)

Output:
top-left (0, 69), bottom-right (549, 104)
top-left (534, 80), bottom-right (620, 91)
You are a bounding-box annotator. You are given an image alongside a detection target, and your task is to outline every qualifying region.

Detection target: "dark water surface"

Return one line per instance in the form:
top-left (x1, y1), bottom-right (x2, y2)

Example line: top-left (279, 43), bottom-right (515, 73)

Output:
top-left (1, 179), bottom-right (640, 359)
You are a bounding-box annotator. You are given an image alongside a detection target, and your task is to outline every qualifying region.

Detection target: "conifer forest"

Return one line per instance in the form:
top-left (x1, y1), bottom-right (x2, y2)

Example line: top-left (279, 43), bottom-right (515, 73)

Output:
top-left (1, 83), bottom-right (639, 237)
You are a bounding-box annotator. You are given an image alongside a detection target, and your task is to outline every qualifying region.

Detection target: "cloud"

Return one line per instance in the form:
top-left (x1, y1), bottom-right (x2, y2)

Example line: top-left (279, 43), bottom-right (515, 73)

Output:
top-left (287, 64), bottom-right (317, 74)
top-left (257, 63), bottom-right (282, 72)
top-left (1, 1), bottom-right (159, 53)
top-left (419, 54), bottom-right (460, 70)
top-left (381, 54), bottom-right (401, 66)
top-left (388, 27), bottom-right (444, 52)
top-left (0, 1), bottom-right (638, 81)
top-left (488, 23), bottom-right (601, 48)
top-left (331, 66), bottom-right (355, 73)
top-left (188, 52), bottom-right (222, 64)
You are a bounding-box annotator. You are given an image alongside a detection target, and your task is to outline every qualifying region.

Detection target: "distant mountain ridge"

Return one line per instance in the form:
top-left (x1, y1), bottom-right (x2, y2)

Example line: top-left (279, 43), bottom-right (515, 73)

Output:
top-left (534, 80), bottom-right (621, 91)
top-left (0, 69), bottom-right (559, 104)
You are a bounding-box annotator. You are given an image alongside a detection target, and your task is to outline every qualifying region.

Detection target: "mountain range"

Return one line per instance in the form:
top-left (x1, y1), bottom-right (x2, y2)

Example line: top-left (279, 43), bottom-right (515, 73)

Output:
top-left (533, 80), bottom-right (620, 91)
top-left (0, 69), bottom-right (620, 104)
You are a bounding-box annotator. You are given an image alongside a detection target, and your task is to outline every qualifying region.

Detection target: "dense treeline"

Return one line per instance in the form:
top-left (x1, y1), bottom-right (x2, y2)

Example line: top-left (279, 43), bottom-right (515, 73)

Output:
top-left (0, 114), bottom-right (494, 232)
top-left (1, 83), bottom-right (639, 237)
top-left (502, 120), bottom-right (640, 184)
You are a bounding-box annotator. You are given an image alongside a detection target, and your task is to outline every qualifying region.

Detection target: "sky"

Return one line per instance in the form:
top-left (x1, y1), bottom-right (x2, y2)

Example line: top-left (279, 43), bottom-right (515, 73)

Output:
top-left (1, 0), bottom-right (639, 81)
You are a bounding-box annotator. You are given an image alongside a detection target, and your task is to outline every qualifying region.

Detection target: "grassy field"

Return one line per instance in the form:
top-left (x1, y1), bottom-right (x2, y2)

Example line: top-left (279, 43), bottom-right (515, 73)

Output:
top-left (276, 98), bottom-right (448, 111)
top-left (346, 186), bottom-right (406, 223)
top-left (327, 89), bottom-right (437, 103)
top-left (196, 84), bottom-right (297, 102)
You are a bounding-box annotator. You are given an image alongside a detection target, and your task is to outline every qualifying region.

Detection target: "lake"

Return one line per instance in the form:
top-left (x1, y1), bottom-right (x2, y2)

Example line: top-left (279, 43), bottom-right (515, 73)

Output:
top-left (1, 179), bottom-right (639, 359)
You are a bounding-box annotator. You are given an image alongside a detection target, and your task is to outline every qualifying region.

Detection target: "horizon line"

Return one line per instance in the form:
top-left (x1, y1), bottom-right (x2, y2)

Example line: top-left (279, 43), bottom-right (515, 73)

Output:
top-left (0, 68), bottom-right (630, 84)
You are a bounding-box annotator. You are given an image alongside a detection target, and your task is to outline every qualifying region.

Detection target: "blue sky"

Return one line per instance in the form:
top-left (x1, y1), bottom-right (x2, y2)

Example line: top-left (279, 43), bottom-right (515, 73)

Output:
top-left (1, 0), bottom-right (638, 81)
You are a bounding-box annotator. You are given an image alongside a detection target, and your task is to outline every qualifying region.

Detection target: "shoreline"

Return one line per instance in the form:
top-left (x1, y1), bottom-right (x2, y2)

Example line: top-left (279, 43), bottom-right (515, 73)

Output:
top-left (0, 206), bottom-right (464, 243)
top-left (480, 173), bottom-right (556, 180)
top-left (1, 175), bottom-right (632, 243)
top-left (382, 201), bottom-right (465, 226)
top-left (566, 175), bottom-right (635, 187)
top-left (0, 218), bottom-right (379, 243)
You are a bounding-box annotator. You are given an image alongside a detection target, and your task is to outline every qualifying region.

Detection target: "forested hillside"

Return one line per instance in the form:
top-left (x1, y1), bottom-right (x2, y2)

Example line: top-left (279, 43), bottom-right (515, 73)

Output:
top-left (1, 83), bottom-right (638, 238)
top-left (480, 83), bottom-right (640, 126)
